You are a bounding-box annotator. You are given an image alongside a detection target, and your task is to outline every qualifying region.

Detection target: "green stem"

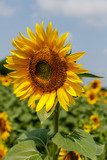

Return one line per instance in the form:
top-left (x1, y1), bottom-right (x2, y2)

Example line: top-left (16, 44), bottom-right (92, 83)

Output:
top-left (53, 102), bottom-right (60, 160)
top-left (45, 146), bottom-right (50, 160)
top-left (84, 156), bottom-right (88, 160)
top-left (63, 152), bottom-right (69, 160)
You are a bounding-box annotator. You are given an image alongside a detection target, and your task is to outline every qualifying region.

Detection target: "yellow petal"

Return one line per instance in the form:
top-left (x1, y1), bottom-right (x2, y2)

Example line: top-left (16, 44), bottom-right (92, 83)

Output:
top-left (10, 50), bottom-right (29, 59)
top-left (57, 87), bottom-right (68, 111)
top-left (63, 82), bottom-right (77, 97)
top-left (14, 80), bottom-right (31, 93)
top-left (57, 32), bottom-right (69, 49)
top-left (69, 67), bottom-right (89, 74)
top-left (19, 32), bottom-right (38, 49)
top-left (28, 92), bottom-right (41, 107)
top-left (67, 71), bottom-right (83, 83)
top-left (20, 88), bottom-right (33, 101)
top-left (46, 22), bottom-right (52, 36)
top-left (27, 27), bottom-right (37, 41)
top-left (36, 93), bottom-right (50, 112)
top-left (16, 86), bottom-right (31, 97)
top-left (66, 52), bottom-right (85, 62)
top-left (46, 91), bottom-right (56, 112)
top-left (31, 101), bottom-right (36, 110)
top-left (8, 69), bottom-right (28, 78)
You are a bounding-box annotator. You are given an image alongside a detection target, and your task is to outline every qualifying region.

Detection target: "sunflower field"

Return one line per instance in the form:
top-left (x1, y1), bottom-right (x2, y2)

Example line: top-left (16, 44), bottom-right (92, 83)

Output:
top-left (0, 22), bottom-right (107, 160)
top-left (0, 60), bottom-right (107, 160)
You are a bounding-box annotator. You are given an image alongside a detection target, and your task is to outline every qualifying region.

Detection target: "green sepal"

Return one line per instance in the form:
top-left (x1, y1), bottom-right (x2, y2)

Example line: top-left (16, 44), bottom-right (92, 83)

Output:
top-left (37, 98), bottom-right (58, 124)
top-left (78, 73), bottom-right (103, 78)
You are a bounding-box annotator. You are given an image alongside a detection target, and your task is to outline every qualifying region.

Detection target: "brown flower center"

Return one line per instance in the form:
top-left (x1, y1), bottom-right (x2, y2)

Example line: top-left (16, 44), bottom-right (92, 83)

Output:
top-left (29, 47), bottom-right (67, 92)
top-left (92, 82), bottom-right (98, 89)
top-left (0, 118), bottom-right (6, 133)
top-left (66, 151), bottom-right (79, 160)
top-left (90, 93), bottom-right (95, 100)
top-left (0, 150), bottom-right (4, 159)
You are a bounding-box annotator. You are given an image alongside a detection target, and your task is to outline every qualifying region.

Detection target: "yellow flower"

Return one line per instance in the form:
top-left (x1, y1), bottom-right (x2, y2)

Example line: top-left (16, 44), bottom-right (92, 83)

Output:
top-left (0, 74), bottom-right (4, 82)
top-left (0, 112), bottom-right (12, 140)
top-left (90, 114), bottom-right (100, 130)
top-left (0, 143), bottom-right (8, 160)
top-left (58, 148), bottom-right (81, 160)
top-left (83, 124), bottom-right (92, 133)
top-left (86, 90), bottom-right (97, 105)
top-left (1, 75), bottom-right (12, 86)
top-left (90, 79), bottom-right (101, 93)
top-left (5, 22), bottom-right (88, 112)
top-left (103, 99), bottom-right (107, 104)
top-left (98, 90), bottom-right (107, 99)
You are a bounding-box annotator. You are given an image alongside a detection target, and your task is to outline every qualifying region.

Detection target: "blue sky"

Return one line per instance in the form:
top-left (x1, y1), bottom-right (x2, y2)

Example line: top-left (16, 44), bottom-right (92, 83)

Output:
top-left (0, 0), bottom-right (107, 87)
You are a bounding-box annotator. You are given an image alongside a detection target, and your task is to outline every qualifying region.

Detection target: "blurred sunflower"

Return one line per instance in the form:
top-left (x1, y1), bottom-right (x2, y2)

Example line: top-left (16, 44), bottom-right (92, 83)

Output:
top-left (83, 124), bottom-right (91, 133)
top-left (103, 99), bottom-right (107, 104)
top-left (0, 112), bottom-right (12, 140)
top-left (1, 75), bottom-right (12, 87)
top-left (98, 90), bottom-right (107, 99)
top-left (90, 114), bottom-right (100, 130)
top-left (86, 90), bottom-right (97, 105)
top-left (0, 74), bottom-right (4, 82)
top-left (90, 79), bottom-right (101, 93)
top-left (58, 148), bottom-right (81, 160)
top-left (0, 143), bottom-right (8, 160)
top-left (5, 22), bottom-right (88, 112)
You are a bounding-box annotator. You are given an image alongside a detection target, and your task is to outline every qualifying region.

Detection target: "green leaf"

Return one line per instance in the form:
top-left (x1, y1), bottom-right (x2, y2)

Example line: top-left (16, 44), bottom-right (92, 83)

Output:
top-left (78, 73), bottom-right (103, 78)
top-left (18, 129), bottom-right (50, 147)
top-left (52, 129), bottom-right (97, 160)
top-left (37, 98), bottom-right (58, 123)
top-left (3, 140), bottom-right (42, 160)
top-left (95, 143), bottom-right (104, 155)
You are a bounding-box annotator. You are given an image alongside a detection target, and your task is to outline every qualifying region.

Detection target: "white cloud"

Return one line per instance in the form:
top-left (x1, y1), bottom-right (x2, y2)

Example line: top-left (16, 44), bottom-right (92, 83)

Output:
top-left (35, 0), bottom-right (107, 26)
top-left (0, 1), bottom-right (17, 16)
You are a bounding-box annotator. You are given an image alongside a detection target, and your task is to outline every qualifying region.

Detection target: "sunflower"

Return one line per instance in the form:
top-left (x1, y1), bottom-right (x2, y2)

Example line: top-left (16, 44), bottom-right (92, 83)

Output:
top-left (98, 90), bottom-right (107, 99)
top-left (58, 148), bottom-right (81, 160)
top-left (0, 74), bottom-right (4, 82)
top-left (1, 75), bottom-right (12, 87)
top-left (90, 79), bottom-right (101, 93)
top-left (90, 114), bottom-right (100, 130)
top-left (5, 22), bottom-right (88, 112)
top-left (83, 124), bottom-right (92, 133)
top-left (0, 112), bottom-right (12, 140)
top-left (86, 90), bottom-right (97, 105)
top-left (0, 143), bottom-right (8, 160)
top-left (103, 99), bottom-right (107, 104)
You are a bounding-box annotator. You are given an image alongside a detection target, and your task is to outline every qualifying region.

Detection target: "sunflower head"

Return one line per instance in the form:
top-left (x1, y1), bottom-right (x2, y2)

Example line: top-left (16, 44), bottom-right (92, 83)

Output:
top-left (5, 22), bottom-right (88, 113)
top-left (0, 112), bottom-right (12, 140)
top-left (0, 143), bottom-right (8, 160)
top-left (90, 114), bottom-right (100, 130)
top-left (58, 148), bottom-right (81, 160)
top-left (86, 90), bottom-right (97, 105)
top-left (83, 124), bottom-right (92, 133)
top-left (90, 79), bottom-right (101, 93)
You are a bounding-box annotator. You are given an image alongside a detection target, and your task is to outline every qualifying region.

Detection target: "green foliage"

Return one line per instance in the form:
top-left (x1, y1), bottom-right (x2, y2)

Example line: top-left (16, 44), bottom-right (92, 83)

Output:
top-left (3, 140), bottom-right (42, 160)
top-left (52, 129), bottom-right (104, 160)
top-left (18, 129), bottom-right (51, 146)
top-left (78, 73), bottom-right (103, 78)
top-left (37, 98), bottom-right (58, 123)
top-left (0, 59), bottom-right (12, 75)
top-left (0, 82), bottom-right (106, 159)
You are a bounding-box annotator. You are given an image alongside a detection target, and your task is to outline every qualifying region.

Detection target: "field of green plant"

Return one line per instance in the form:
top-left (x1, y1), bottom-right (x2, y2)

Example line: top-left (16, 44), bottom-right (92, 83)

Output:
top-left (0, 62), bottom-right (107, 160)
